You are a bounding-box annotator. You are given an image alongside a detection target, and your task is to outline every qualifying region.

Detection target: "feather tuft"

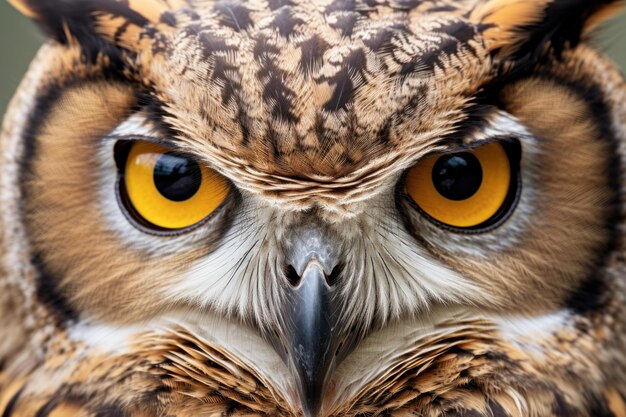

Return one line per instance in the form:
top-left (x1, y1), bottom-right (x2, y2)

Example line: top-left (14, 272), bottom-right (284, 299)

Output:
top-left (471, 0), bottom-right (625, 59)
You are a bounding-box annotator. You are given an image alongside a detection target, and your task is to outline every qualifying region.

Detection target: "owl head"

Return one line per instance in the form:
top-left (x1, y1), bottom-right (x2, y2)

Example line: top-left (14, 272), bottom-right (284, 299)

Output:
top-left (3, 0), bottom-right (626, 415)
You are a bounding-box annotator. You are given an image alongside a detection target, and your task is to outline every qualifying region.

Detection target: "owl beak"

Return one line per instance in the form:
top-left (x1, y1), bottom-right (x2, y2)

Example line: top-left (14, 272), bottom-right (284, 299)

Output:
top-left (271, 263), bottom-right (343, 417)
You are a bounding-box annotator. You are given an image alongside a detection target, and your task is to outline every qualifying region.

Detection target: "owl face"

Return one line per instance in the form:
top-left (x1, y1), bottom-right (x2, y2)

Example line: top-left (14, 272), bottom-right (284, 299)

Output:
top-left (5, 0), bottom-right (625, 415)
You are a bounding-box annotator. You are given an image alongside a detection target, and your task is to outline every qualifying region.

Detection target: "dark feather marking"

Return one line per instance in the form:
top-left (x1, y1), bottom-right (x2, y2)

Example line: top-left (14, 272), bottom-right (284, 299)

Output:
top-left (544, 76), bottom-right (623, 315)
top-left (445, 409), bottom-right (484, 417)
top-left (19, 81), bottom-right (82, 327)
top-left (149, 31), bottom-right (169, 56)
top-left (271, 6), bottom-right (305, 39)
top-left (268, 0), bottom-right (294, 11)
top-left (394, 0), bottom-right (423, 11)
top-left (361, 0), bottom-right (423, 12)
top-left (325, 0), bottom-right (356, 14)
top-left (494, 0), bottom-right (622, 61)
top-left (567, 273), bottom-right (608, 315)
top-left (255, 36), bottom-right (299, 123)
top-left (262, 68), bottom-right (299, 123)
top-left (399, 20), bottom-right (476, 76)
top-left (211, 55), bottom-right (242, 106)
top-left (113, 20), bottom-right (133, 44)
top-left (298, 35), bottom-right (330, 76)
top-left (394, 84), bottom-right (428, 126)
top-left (35, 398), bottom-right (62, 417)
top-left (438, 20), bottom-right (477, 44)
top-left (36, 396), bottom-right (126, 417)
top-left (143, 384), bottom-right (173, 405)
top-left (314, 112), bottom-right (329, 147)
top-left (237, 103), bottom-right (252, 146)
top-left (134, 92), bottom-right (180, 140)
top-left (552, 391), bottom-right (580, 416)
top-left (32, 253), bottom-right (80, 324)
top-left (194, 28), bottom-right (248, 109)
top-left (1, 387), bottom-right (24, 417)
top-left (322, 48), bottom-right (367, 112)
top-left (425, 38), bottom-right (460, 68)
top-left (427, 5), bottom-right (457, 13)
top-left (379, 118), bottom-right (393, 143)
top-left (489, 399), bottom-right (511, 417)
top-left (20, 74), bottom-right (136, 327)
top-left (329, 12), bottom-right (360, 37)
top-left (179, 8), bottom-right (201, 21)
top-left (444, 103), bottom-right (497, 146)
top-left (94, 405), bottom-right (129, 417)
top-left (214, 1), bottom-right (253, 32)
top-left (19, 0), bottom-right (148, 42)
top-left (197, 29), bottom-right (238, 54)
top-left (160, 11), bottom-right (178, 27)
top-left (361, 25), bottom-right (405, 53)
top-left (266, 124), bottom-right (284, 157)
top-left (587, 397), bottom-right (618, 417)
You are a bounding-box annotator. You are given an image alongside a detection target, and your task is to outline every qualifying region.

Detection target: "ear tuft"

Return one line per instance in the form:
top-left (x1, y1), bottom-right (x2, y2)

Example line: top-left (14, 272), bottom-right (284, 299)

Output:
top-left (471, 0), bottom-right (624, 59)
top-left (7, 0), bottom-right (183, 51)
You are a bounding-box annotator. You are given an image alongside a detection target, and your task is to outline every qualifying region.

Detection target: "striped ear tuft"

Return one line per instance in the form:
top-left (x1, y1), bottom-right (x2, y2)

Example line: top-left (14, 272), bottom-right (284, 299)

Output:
top-left (471, 0), bottom-right (624, 59)
top-left (7, 0), bottom-right (185, 52)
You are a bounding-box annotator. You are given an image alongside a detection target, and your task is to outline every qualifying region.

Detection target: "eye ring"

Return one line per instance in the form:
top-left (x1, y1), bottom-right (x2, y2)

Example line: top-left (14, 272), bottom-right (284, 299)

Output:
top-left (404, 140), bottom-right (521, 233)
top-left (115, 140), bottom-right (231, 235)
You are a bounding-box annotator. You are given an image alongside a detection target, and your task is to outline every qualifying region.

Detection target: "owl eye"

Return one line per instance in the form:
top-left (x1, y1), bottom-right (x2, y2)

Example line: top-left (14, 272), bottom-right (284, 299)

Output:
top-left (120, 141), bottom-right (230, 231)
top-left (406, 141), bottom-right (520, 230)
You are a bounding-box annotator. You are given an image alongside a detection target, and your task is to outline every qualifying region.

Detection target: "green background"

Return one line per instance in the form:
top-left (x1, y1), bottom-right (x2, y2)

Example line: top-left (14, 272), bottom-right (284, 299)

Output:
top-left (0, 2), bottom-right (625, 117)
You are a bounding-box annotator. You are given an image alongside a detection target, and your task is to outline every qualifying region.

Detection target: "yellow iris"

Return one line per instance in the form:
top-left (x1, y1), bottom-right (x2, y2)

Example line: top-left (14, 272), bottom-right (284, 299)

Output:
top-left (406, 142), bottom-right (512, 229)
top-left (124, 142), bottom-right (229, 230)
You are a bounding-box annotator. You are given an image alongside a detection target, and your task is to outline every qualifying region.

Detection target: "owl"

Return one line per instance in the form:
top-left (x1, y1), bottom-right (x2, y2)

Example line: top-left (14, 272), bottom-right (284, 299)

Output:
top-left (1, 0), bottom-right (626, 416)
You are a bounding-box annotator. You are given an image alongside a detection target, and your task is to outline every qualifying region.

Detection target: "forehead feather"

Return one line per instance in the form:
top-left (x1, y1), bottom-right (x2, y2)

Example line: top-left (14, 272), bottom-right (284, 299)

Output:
top-left (144, 0), bottom-right (488, 182)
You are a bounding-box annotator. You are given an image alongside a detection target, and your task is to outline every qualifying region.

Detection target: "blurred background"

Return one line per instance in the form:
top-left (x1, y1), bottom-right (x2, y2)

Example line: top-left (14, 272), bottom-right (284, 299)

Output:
top-left (0, 2), bottom-right (625, 117)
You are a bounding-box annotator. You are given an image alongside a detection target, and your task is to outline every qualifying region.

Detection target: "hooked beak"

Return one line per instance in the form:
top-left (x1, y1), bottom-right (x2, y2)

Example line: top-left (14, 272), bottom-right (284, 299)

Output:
top-left (283, 263), bottom-right (339, 417)
top-left (266, 227), bottom-right (357, 417)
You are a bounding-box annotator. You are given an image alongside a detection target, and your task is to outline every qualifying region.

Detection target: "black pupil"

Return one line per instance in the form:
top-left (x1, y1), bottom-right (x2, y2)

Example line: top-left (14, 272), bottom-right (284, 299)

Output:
top-left (432, 153), bottom-right (483, 201)
top-left (153, 153), bottom-right (202, 202)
